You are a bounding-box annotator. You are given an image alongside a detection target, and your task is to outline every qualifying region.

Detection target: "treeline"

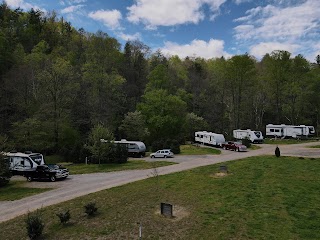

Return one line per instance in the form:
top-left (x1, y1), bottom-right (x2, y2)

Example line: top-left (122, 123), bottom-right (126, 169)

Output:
top-left (1, 3), bottom-right (320, 161)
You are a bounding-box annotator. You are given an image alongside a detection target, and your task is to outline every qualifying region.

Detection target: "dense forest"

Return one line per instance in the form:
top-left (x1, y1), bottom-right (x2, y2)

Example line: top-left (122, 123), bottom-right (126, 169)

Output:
top-left (1, 3), bottom-right (320, 161)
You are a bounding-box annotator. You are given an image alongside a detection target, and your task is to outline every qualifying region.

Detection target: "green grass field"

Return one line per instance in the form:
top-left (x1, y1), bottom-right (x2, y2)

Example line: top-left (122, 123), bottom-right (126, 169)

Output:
top-left (0, 181), bottom-right (51, 201)
top-left (309, 145), bottom-right (320, 148)
top-left (180, 144), bottom-right (221, 155)
top-left (1, 156), bottom-right (320, 239)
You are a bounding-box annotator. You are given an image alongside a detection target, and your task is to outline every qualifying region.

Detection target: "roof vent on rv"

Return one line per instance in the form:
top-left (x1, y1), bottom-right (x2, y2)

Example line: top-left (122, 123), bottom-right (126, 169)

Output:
top-left (10, 150), bottom-right (17, 153)
top-left (24, 151), bottom-right (32, 154)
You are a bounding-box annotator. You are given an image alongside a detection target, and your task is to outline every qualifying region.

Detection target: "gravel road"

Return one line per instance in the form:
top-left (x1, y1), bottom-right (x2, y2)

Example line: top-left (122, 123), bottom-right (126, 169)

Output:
top-left (0, 142), bottom-right (319, 223)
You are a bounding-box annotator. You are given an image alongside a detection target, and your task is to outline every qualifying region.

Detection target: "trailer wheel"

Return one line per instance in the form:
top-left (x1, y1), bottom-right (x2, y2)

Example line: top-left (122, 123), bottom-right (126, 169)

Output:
top-left (237, 148), bottom-right (240, 152)
top-left (27, 176), bottom-right (32, 182)
top-left (50, 176), bottom-right (56, 182)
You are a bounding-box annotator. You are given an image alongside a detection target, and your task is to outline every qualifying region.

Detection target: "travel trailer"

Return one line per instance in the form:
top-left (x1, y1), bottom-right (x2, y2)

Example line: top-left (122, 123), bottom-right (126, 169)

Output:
top-left (194, 131), bottom-right (226, 147)
top-left (266, 124), bottom-right (315, 138)
top-left (3, 151), bottom-right (45, 175)
top-left (101, 139), bottom-right (146, 157)
top-left (233, 129), bottom-right (264, 143)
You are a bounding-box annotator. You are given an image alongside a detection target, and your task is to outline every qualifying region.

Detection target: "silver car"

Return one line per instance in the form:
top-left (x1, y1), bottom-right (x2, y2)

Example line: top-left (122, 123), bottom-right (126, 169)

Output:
top-left (150, 149), bottom-right (174, 158)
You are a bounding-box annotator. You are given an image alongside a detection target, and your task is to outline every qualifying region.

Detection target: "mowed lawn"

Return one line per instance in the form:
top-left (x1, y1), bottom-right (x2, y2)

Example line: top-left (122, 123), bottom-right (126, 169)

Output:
top-left (1, 156), bottom-right (320, 239)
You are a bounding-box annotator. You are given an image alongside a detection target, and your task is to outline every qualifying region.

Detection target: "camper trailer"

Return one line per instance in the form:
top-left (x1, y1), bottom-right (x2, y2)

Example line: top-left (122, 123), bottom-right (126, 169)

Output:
top-left (233, 129), bottom-right (264, 143)
top-left (3, 151), bottom-right (45, 175)
top-left (101, 139), bottom-right (146, 157)
top-left (266, 124), bottom-right (315, 138)
top-left (194, 131), bottom-right (225, 147)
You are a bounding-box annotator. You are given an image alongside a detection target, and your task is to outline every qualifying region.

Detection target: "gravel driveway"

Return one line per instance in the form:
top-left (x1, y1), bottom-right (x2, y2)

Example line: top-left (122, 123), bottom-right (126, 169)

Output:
top-left (0, 142), bottom-right (319, 223)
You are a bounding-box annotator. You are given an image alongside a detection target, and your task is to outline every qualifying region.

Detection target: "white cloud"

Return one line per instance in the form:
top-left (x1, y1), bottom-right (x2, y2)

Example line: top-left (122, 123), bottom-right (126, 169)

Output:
top-left (61, 5), bottom-right (84, 14)
top-left (88, 9), bottom-right (122, 30)
top-left (127, 0), bottom-right (226, 28)
top-left (68, 0), bottom-right (86, 3)
top-left (116, 32), bottom-right (141, 41)
top-left (5, 0), bottom-right (44, 11)
top-left (234, 0), bottom-right (252, 4)
top-left (233, 0), bottom-right (320, 60)
top-left (250, 42), bottom-right (299, 59)
top-left (161, 39), bottom-right (230, 59)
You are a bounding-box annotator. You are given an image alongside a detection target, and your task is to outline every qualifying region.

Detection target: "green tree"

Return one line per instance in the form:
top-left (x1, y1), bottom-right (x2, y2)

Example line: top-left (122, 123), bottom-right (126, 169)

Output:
top-left (119, 111), bottom-right (149, 141)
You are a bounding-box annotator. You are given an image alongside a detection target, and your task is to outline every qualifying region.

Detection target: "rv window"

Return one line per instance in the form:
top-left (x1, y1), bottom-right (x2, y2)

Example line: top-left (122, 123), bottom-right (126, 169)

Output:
top-left (20, 160), bottom-right (24, 166)
top-left (270, 129), bottom-right (274, 132)
top-left (275, 129), bottom-right (280, 132)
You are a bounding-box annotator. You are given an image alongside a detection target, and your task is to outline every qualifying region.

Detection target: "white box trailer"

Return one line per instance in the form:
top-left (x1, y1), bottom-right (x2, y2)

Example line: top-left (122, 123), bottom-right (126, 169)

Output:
top-left (266, 124), bottom-right (315, 138)
top-left (3, 151), bottom-right (45, 175)
top-left (195, 131), bottom-right (225, 147)
top-left (101, 139), bottom-right (146, 157)
top-left (233, 129), bottom-right (264, 143)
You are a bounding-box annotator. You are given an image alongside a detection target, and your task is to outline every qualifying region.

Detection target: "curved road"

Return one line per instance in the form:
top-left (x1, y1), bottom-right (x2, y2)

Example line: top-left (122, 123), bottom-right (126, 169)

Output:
top-left (1, 142), bottom-right (319, 223)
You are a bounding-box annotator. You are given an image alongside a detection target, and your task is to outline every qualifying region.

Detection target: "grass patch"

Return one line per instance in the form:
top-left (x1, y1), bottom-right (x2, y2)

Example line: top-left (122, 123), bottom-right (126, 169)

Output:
top-left (2, 156), bottom-right (320, 239)
top-left (67, 160), bottom-right (176, 174)
top-left (309, 145), bottom-right (320, 148)
top-left (264, 138), bottom-right (317, 144)
top-left (249, 144), bottom-right (262, 150)
top-left (0, 181), bottom-right (51, 201)
top-left (180, 144), bottom-right (221, 155)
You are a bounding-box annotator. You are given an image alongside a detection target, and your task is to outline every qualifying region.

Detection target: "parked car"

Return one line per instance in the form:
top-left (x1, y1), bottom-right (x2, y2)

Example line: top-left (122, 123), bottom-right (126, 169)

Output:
top-left (150, 149), bottom-right (174, 158)
top-left (23, 165), bottom-right (69, 182)
top-left (222, 141), bottom-right (247, 152)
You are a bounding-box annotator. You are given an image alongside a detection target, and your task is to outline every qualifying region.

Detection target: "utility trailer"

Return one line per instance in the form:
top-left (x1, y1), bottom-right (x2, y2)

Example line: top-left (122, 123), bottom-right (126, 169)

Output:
top-left (194, 131), bottom-right (225, 147)
top-left (233, 129), bottom-right (264, 143)
top-left (266, 124), bottom-right (315, 138)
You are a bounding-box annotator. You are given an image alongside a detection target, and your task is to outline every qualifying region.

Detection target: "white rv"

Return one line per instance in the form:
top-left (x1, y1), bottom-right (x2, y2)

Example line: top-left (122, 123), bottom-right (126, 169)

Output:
top-left (266, 124), bottom-right (315, 138)
top-left (195, 131), bottom-right (225, 147)
top-left (3, 151), bottom-right (45, 175)
top-left (233, 129), bottom-right (264, 143)
top-left (101, 139), bottom-right (146, 157)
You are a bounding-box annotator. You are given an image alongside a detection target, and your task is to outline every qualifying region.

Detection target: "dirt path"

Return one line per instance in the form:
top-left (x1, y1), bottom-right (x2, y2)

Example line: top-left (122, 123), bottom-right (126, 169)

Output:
top-left (0, 142), bottom-right (319, 223)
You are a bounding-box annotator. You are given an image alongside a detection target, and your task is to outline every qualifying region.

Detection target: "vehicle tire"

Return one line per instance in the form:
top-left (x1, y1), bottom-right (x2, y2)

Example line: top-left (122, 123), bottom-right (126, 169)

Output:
top-left (27, 176), bottom-right (32, 182)
top-left (223, 146), bottom-right (226, 150)
top-left (164, 155), bottom-right (167, 158)
top-left (237, 148), bottom-right (239, 152)
top-left (151, 155), bottom-right (155, 158)
top-left (50, 176), bottom-right (56, 182)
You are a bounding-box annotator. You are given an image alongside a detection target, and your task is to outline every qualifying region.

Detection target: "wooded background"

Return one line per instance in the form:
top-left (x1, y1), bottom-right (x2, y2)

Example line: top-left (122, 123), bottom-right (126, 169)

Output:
top-left (1, 3), bottom-right (319, 160)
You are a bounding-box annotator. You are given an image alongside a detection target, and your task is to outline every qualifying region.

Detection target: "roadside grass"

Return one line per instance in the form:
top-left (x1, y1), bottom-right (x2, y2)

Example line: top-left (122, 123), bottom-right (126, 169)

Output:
top-left (1, 156), bottom-right (320, 239)
top-left (309, 145), bottom-right (320, 148)
top-left (0, 181), bottom-right (51, 201)
top-left (249, 144), bottom-right (261, 150)
top-left (180, 144), bottom-right (221, 155)
top-left (66, 160), bottom-right (176, 174)
top-left (264, 138), bottom-right (317, 144)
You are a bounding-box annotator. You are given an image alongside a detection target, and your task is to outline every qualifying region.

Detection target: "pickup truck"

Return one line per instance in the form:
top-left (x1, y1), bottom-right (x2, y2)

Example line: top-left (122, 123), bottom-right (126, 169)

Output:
top-left (23, 165), bottom-right (69, 182)
top-left (221, 141), bottom-right (247, 152)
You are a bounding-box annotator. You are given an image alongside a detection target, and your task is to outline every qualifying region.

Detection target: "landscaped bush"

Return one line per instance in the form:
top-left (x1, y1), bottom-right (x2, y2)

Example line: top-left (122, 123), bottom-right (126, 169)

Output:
top-left (56, 210), bottom-right (71, 225)
top-left (242, 137), bottom-right (251, 148)
top-left (0, 153), bottom-right (11, 187)
top-left (25, 211), bottom-right (44, 240)
top-left (84, 202), bottom-right (98, 216)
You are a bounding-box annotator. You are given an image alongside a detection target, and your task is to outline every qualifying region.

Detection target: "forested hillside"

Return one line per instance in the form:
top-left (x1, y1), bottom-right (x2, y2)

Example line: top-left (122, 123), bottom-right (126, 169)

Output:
top-left (1, 3), bottom-right (319, 160)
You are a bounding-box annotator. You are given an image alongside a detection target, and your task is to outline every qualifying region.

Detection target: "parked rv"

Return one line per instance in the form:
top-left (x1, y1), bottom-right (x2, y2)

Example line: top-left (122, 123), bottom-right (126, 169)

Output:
top-left (194, 131), bottom-right (225, 147)
top-left (266, 124), bottom-right (315, 138)
top-left (100, 139), bottom-right (146, 157)
top-left (233, 129), bottom-right (264, 143)
top-left (3, 151), bottom-right (45, 175)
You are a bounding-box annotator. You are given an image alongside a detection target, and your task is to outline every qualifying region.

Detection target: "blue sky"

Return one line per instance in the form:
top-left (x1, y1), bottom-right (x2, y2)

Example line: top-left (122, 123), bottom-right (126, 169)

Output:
top-left (5, 0), bottom-right (320, 62)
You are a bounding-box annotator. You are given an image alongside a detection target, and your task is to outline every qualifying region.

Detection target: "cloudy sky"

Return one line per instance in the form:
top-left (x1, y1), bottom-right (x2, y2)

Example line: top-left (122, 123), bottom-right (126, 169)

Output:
top-left (5, 0), bottom-right (320, 62)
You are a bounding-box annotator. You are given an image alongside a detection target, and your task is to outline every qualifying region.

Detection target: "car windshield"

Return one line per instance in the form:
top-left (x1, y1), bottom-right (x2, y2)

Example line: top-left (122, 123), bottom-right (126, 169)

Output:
top-left (47, 164), bottom-right (59, 170)
top-left (29, 154), bottom-right (43, 165)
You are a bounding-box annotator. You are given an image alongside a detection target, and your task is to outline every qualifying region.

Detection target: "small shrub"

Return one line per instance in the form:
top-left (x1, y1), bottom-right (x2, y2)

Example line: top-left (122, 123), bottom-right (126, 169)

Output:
top-left (242, 137), bottom-right (251, 148)
top-left (25, 211), bottom-right (44, 240)
top-left (84, 202), bottom-right (98, 216)
top-left (275, 146), bottom-right (280, 157)
top-left (56, 210), bottom-right (71, 225)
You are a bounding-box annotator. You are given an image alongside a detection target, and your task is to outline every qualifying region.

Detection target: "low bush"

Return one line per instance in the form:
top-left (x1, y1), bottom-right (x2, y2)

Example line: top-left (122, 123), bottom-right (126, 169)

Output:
top-left (25, 211), bottom-right (44, 240)
top-left (56, 210), bottom-right (71, 225)
top-left (84, 202), bottom-right (98, 216)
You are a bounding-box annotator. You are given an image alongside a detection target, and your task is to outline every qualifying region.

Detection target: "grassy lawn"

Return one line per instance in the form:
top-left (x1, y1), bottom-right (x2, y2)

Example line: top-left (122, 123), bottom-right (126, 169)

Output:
top-left (249, 144), bottom-right (261, 150)
top-left (0, 181), bottom-right (52, 201)
top-left (264, 138), bottom-right (317, 144)
top-left (1, 156), bottom-right (320, 239)
top-left (180, 144), bottom-right (221, 155)
top-left (309, 145), bottom-right (320, 148)
top-left (66, 160), bottom-right (176, 174)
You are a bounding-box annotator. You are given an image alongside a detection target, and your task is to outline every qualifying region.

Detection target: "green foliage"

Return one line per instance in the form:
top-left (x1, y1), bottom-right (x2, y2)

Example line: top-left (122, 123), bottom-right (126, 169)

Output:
top-left (0, 135), bottom-right (12, 186)
top-left (25, 211), bottom-right (44, 240)
top-left (84, 202), bottom-right (98, 216)
top-left (112, 144), bottom-right (128, 164)
top-left (56, 210), bottom-right (71, 225)
top-left (242, 137), bottom-right (252, 148)
top-left (151, 139), bottom-right (180, 154)
top-left (119, 111), bottom-right (149, 141)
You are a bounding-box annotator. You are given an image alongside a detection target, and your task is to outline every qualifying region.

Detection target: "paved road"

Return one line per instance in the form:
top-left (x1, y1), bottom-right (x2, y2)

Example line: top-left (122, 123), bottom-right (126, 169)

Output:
top-left (0, 142), bottom-right (319, 223)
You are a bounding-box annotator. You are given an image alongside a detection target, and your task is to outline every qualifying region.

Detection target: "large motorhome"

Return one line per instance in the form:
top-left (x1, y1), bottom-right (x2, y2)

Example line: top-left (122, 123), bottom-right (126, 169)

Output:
top-left (3, 151), bottom-right (45, 175)
top-left (195, 131), bottom-right (225, 147)
top-left (233, 129), bottom-right (264, 143)
top-left (266, 124), bottom-right (315, 138)
top-left (100, 139), bottom-right (146, 157)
